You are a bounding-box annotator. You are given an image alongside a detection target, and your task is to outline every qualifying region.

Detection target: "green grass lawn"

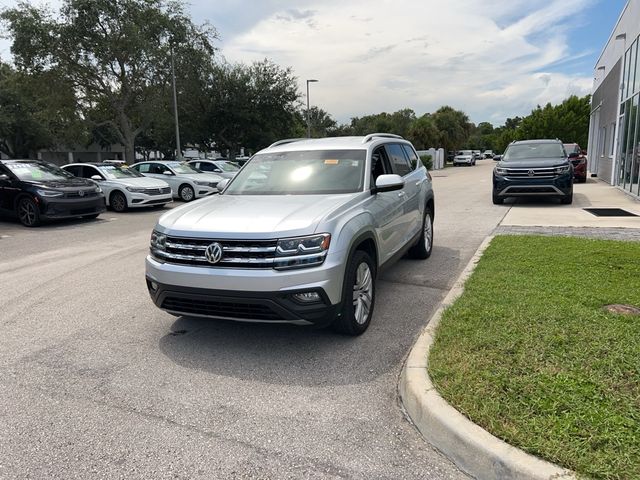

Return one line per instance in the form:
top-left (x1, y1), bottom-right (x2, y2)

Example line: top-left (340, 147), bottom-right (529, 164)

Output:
top-left (429, 235), bottom-right (640, 480)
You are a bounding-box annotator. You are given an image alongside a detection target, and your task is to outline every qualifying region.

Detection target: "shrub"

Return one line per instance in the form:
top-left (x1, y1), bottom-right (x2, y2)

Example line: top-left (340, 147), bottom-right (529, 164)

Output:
top-left (420, 154), bottom-right (433, 170)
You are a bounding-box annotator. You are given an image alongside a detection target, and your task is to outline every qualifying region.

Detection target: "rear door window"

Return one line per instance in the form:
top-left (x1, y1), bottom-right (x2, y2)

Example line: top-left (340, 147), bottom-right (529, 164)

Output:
top-left (402, 145), bottom-right (420, 170)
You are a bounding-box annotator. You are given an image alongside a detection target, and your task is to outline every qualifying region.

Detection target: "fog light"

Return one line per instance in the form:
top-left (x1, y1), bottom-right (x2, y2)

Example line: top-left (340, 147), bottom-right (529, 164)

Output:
top-left (292, 292), bottom-right (321, 303)
top-left (147, 280), bottom-right (158, 292)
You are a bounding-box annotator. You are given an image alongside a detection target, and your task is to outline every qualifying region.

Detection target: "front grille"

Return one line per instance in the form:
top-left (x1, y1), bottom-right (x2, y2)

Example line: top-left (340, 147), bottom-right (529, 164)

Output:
top-left (64, 190), bottom-right (99, 198)
top-left (145, 187), bottom-right (172, 195)
top-left (500, 167), bottom-right (561, 179)
top-left (162, 296), bottom-right (282, 320)
top-left (158, 236), bottom-right (278, 268)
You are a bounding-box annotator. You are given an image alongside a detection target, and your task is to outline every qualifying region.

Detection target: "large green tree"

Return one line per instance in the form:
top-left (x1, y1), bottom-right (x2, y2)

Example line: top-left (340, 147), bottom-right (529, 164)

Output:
top-left (0, 62), bottom-right (85, 157)
top-left (407, 114), bottom-right (441, 150)
top-left (204, 59), bottom-right (300, 155)
top-left (2, 0), bottom-right (217, 163)
top-left (515, 95), bottom-right (591, 147)
top-left (431, 106), bottom-right (472, 152)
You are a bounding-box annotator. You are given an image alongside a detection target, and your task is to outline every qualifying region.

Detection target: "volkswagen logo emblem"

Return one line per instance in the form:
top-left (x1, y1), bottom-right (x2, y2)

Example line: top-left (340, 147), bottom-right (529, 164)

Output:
top-left (528, 170), bottom-right (535, 177)
top-left (78, 190), bottom-right (85, 197)
top-left (205, 242), bottom-right (223, 264)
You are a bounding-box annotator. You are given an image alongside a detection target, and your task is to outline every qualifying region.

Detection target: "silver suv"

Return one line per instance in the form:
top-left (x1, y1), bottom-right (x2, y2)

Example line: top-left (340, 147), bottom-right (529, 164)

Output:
top-left (146, 134), bottom-right (435, 335)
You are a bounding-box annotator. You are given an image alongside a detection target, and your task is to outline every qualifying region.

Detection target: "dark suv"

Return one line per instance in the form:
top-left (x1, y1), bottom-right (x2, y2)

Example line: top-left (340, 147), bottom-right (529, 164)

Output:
top-left (492, 139), bottom-right (573, 205)
top-left (0, 159), bottom-right (106, 226)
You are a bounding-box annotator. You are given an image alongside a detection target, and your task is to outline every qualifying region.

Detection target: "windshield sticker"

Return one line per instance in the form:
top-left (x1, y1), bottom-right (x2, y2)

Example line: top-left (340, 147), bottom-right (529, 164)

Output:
top-left (324, 159), bottom-right (339, 165)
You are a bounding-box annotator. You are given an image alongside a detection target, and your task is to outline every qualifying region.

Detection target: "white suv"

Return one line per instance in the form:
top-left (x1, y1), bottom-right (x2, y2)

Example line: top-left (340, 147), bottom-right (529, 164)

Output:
top-left (146, 134), bottom-right (435, 335)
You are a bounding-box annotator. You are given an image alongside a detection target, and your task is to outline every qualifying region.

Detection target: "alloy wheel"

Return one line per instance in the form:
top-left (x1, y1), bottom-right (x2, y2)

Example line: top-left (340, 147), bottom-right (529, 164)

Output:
top-left (352, 262), bottom-right (373, 325)
top-left (18, 199), bottom-right (37, 226)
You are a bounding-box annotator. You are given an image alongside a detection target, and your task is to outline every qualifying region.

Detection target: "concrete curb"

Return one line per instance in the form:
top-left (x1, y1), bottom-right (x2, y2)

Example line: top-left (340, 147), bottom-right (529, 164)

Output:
top-left (399, 235), bottom-right (577, 480)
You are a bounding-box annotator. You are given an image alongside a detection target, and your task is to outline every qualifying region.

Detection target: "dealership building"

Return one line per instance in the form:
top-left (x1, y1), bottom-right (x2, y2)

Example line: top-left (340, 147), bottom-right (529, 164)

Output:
top-left (588, 0), bottom-right (640, 198)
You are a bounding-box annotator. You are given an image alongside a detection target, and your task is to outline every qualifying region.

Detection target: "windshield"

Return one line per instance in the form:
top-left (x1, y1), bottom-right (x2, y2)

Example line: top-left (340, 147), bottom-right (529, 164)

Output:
top-left (563, 144), bottom-right (579, 154)
top-left (457, 150), bottom-right (473, 156)
top-left (98, 165), bottom-right (143, 179)
top-left (166, 162), bottom-right (201, 174)
top-left (224, 150), bottom-right (366, 195)
top-left (503, 143), bottom-right (566, 161)
top-left (5, 162), bottom-right (75, 181)
top-left (216, 161), bottom-right (240, 172)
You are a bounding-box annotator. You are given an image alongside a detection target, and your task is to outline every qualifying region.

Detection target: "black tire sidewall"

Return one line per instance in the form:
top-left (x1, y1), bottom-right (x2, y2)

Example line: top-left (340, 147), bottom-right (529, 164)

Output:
top-left (110, 191), bottom-right (127, 212)
top-left (337, 250), bottom-right (376, 335)
top-left (179, 184), bottom-right (195, 201)
top-left (17, 197), bottom-right (40, 227)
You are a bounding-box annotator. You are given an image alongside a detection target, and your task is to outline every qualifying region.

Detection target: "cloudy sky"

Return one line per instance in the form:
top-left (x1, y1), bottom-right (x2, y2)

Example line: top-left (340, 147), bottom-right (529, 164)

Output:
top-left (0, 0), bottom-right (628, 126)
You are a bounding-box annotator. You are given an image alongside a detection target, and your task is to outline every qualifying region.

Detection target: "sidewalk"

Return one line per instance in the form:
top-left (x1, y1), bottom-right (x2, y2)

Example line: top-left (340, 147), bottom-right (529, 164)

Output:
top-left (501, 178), bottom-right (640, 228)
top-left (399, 177), bottom-right (640, 480)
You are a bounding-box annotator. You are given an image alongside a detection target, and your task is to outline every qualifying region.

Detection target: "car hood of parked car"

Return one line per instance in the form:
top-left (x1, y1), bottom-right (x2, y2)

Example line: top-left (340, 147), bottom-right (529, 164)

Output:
top-left (175, 173), bottom-right (224, 183)
top-left (498, 158), bottom-right (568, 168)
top-left (107, 177), bottom-right (170, 188)
top-left (24, 177), bottom-right (97, 189)
top-left (157, 193), bottom-right (357, 238)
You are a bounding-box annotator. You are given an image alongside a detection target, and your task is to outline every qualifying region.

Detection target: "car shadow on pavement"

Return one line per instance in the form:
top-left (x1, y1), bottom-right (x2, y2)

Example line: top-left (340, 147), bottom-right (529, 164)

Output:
top-left (157, 255), bottom-right (449, 387)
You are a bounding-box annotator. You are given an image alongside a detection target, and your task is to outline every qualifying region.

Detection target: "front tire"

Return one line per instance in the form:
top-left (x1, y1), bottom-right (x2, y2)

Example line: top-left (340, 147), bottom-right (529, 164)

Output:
top-left (408, 206), bottom-right (434, 259)
top-left (179, 184), bottom-right (195, 202)
top-left (332, 250), bottom-right (376, 336)
top-left (17, 197), bottom-right (41, 227)
top-left (110, 191), bottom-right (127, 212)
top-left (561, 192), bottom-right (573, 204)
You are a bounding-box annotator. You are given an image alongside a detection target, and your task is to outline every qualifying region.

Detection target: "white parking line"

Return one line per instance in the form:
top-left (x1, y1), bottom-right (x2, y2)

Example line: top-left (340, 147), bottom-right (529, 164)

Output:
top-left (0, 235), bottom-right (10, 239)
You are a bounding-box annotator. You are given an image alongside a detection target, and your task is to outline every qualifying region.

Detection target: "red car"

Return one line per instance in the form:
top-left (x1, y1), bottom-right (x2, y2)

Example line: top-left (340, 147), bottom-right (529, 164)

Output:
top-left (564, 143), bottom-right (587, 183)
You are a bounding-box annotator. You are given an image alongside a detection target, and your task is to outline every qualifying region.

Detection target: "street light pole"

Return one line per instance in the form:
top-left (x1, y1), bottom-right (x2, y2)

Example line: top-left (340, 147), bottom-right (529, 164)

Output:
top-left (170, 45), bottom-right (182, 161)
top-left (306, 79), bottom-right (318, 138)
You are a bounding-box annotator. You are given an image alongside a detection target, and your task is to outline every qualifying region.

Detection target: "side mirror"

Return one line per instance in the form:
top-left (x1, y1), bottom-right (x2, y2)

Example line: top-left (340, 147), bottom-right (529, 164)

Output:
top-left (163, 171), bottom-right (173, 176)
top-left (91, 175), bottom-right (103, 181)
top-left (568, 152), bottom-right (579, 159)
top-left (216, 178), bottom-right (230, 192)
top-left (374, 174), bottom-right (404, 193)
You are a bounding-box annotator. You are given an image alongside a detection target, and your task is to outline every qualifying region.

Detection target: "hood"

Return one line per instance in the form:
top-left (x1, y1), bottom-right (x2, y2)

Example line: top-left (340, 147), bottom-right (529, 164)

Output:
top-left (498, 158), bottom-right (568, 168)
top-left (24, 177), bottom-right (96, 190)
top-left (108, 176), bottom-right (169, 188)
top-left (157, 193), bottom-right (356, 238)
top-left (178, 173), bottom-right (224, 182)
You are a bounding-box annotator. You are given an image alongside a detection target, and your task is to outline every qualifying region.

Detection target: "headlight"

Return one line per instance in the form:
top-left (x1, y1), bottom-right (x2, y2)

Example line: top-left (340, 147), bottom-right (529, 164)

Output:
top-left (195, 181), bottom-right (217, 187)
top-left (95, 186), bottom-right (103, 193)
top-left (36, 189), bottom-right (63, 198)
top-left (495, 167), bottom-right (509, 176)
top-left (555, 165), bottom-right (570, 174)
top-left (274, 234), bottom-right (331, 270)
top-left (126, 186), bottom-right (146, 193)
top-left (150, 230), bottom-right (167, 253)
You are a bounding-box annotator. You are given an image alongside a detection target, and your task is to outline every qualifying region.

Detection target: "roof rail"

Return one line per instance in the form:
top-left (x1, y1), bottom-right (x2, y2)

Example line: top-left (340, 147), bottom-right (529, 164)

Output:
top-left (268, 138), bottom-right (307, 148)
top-left (362, 133), bottom-right (404, 144)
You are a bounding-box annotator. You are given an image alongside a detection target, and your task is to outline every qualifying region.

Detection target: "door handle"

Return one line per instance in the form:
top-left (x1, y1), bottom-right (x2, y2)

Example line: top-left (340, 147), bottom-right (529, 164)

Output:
top-left (398, 191), bottom-right (406, 197)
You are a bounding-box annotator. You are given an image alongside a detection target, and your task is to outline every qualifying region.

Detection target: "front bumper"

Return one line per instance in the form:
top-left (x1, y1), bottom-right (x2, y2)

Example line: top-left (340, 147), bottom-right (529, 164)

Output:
top-left (146, 280), bottom-right (340, 326)
top-left (194, 185), bottom-right (217, 198)
top-left (128, 192), bottom-right (173, 207)
top-left (145, 251), bottom-right (347, 325)
top-left (453, 158), bottom-right (473, 165)
top-left (40, 196), bottom-right (106, 219)
top-left (493, 173), bottom-right (573, 197)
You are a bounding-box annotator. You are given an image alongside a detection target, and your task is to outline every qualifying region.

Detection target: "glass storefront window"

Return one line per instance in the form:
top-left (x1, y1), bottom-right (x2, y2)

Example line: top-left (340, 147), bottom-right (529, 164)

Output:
top-left (616, 36), bottom-right (640, 197)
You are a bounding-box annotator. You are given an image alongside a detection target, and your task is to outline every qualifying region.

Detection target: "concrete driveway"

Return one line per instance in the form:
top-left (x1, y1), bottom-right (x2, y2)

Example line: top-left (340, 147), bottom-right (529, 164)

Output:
top-left (0, 159), bottom-right (506, 479)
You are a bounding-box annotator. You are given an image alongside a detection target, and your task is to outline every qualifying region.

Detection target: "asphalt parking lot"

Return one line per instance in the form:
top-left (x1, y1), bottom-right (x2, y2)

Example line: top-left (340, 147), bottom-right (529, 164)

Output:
top-left (0, 160), bottom-right (507, 479)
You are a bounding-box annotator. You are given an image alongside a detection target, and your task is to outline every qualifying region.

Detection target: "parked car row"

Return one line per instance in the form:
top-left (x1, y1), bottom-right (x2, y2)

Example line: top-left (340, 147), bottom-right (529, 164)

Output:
top-left (0, 158), bottom-right (241, 227)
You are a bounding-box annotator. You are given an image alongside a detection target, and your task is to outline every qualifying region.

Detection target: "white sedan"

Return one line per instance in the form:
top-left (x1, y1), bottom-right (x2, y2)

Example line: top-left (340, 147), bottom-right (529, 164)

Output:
top-left (129, 161), bottom-right (224, 201)
top-left (62, 162), bottom-right (173, 212)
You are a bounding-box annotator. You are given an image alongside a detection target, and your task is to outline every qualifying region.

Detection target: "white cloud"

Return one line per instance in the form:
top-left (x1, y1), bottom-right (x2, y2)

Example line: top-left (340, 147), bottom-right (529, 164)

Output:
top-left (218, 0), bottom-right (595, 125)
top-left (0, 0), bottom-right (597, 126)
